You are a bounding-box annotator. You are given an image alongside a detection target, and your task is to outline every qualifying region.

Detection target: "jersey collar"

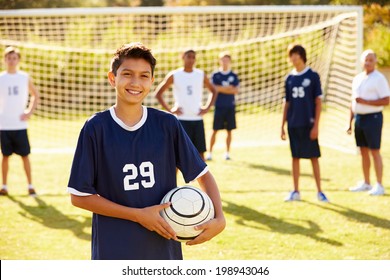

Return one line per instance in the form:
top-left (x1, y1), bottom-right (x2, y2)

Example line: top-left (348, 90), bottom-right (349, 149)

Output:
top-left (109, 106), bottom-right (147, 131)
top-left (291, 66), bottom-right (310, 76)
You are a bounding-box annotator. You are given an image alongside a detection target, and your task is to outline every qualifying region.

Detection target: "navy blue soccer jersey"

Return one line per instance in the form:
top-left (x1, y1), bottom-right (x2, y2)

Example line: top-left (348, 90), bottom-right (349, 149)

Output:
top-left (68, 106), bottom-right (207, 260)
top-left (211, 70), bottom-right (240, 107)
top-left (285, 67), bottom-right (322, 128)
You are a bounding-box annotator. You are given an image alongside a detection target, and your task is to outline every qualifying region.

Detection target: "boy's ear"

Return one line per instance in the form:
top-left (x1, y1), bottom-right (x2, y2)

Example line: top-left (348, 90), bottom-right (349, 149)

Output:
top-left (107, 71), bottom-right (115, 87)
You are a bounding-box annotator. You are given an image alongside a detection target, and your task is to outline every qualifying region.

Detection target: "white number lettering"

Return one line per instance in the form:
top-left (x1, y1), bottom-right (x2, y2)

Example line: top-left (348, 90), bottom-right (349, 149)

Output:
top-left (123, 164), bottom-right (139, 190)
top-left (292, 87), bottom-right (305, 98)
top-left (123, 162), bottom-right (155, 191)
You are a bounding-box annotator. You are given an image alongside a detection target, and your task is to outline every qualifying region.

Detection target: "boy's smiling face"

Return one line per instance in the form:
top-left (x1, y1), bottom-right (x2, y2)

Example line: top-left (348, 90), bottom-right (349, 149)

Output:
top-left (108, 58), bottom-right (154, 106)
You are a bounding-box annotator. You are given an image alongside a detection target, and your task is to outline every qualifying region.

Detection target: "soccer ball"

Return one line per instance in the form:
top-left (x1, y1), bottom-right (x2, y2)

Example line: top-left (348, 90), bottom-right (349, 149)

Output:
top-left (160, 185), bottom-right (215, 242)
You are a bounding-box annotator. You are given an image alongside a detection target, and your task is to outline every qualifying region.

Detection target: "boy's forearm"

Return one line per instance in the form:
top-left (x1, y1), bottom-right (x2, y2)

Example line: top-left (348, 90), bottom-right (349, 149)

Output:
top-left (71, 194), bottom-right (141, 223)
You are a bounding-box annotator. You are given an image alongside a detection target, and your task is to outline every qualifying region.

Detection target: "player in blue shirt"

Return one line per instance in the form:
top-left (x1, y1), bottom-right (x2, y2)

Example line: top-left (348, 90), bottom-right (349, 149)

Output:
top-left (280, 44), bottom-right (329, 202)
top-left (67, 43), bottom-right (226, 260)
top-left (206, 52), bottom-right (240, 161)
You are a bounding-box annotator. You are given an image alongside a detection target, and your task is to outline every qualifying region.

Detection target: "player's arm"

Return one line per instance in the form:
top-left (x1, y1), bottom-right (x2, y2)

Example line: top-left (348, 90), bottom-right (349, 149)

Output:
top-left (154, 73), bottom-right (177, 113)
top-left (21, 77), bottom-right (40, 121)
top-left (186, 171), bottom-right (226, 246)
top-left (347, 106), bottom-right (354, 135)
top-left (199, 75), bottom-right (218, 115)
top-left (214, 84), bottom-right (239, 95)
top-left (70, 193), bottom-right (177, 240)
top-left (355, 96), bottom-right (389, 106)
top-left (310, 96), bottom-right (322, 140)
top-left (281, 99), bottom-right (289, 140)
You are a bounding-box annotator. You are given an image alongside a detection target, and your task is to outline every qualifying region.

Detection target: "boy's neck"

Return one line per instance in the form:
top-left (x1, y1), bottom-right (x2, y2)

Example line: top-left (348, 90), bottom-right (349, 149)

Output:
top-left (7, 67), bottom-right (17, 74)
top-left (114, 103), bottom-right (143, 127)
top-left (294, 63), bottom-right (306, 73)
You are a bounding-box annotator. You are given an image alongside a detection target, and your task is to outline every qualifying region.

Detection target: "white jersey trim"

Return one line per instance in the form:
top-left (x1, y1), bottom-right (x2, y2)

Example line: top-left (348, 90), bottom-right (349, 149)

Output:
top-left (67, 187), bottom-right (94, 196)
top-left (291, 66), bottom-right (310, 76)
top-left (193, 166), bottom-right (209, 181)
top-left (109, 106), bottom-right (147, 131)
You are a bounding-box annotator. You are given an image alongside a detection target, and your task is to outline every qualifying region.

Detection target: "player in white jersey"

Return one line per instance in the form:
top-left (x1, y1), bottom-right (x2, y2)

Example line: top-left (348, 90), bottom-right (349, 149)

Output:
top-left (348, 50), bottom-right (390, 196)
top-left (154, 49), bottom-right (217, 160)
top-left (0, 46), bottom-right (40, 196)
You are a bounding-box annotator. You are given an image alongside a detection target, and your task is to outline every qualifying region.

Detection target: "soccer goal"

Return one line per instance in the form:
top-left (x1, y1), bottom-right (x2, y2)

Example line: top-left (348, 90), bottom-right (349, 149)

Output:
top-left (0, 6), bottom-right (363, 153)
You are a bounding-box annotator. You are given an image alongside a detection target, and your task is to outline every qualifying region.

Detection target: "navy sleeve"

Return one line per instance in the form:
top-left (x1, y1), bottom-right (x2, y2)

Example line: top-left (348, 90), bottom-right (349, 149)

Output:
top-left (233, 73), bottom-right (240, 86)
top-left (173, 119), bottom-right (207, 183)
top-left (313, 72), bottom-right (322, 98)
top-left (285, 76), bottom-right (290, 102)
top-left (68, 121), bottom-right (98, 195)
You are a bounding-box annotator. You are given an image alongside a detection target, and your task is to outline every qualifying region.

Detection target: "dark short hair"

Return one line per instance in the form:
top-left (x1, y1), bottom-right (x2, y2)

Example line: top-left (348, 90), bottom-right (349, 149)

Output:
top-left (288, 44), bottom-right (307, 63)
top-left (110, 42), bottom-right (156, 76)
top-left (4, 46), bottom-right (21, 58)
top-left (182, 49), bottom-right (196, 57)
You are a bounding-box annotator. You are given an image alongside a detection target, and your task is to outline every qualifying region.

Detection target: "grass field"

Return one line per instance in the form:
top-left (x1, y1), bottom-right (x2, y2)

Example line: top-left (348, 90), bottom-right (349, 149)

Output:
top-left (0, 109), bottom-right (389, 260)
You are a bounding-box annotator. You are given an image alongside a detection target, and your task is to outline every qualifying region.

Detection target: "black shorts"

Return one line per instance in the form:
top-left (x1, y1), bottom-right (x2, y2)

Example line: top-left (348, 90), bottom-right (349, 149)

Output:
top-left (0, 129), bottom-right (31, 156)
top-left (179, 120), bottom-right (207, 153)
top-left (213, 106), bottom-right (236, 131)
top-left (354, 112), bottom-right (383, 149)
top-left (288, 126), bottom-right (321, 159)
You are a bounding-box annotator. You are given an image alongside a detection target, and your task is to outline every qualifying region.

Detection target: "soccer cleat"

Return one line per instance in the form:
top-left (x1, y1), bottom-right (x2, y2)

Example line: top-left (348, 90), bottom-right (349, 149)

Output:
top-left (0, 188), bottom-right (8, 196)
top-left (368, 183), bottom-right (385, 196)
top-left (317, 192), bottom-right (329, 202)
top-left (225, 154), bottom-right (231, 160)
top-left (28, 188), bottom-right (37, 197)
top-left (349, 181), bottom-right (372, 192)
top-left (205, 153), bottom-right (212, 161)
top-left (284, 191), bottom-right (300, 202)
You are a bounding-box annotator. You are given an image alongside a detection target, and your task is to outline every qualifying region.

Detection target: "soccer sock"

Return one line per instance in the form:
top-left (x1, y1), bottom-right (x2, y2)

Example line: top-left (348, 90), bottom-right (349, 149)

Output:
top-left (28, 184), bottom-right (34, 189)
top-left (2, 185), bottom-right (7, 190)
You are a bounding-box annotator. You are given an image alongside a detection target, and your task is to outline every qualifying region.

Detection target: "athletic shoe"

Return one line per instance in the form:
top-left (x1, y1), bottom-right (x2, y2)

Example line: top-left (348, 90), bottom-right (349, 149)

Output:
top-left (284, 191), bottom-right (300, 202)
top-left (317, 192), bottom-right (329, 202)
top-left (225, 154), bottom-right (231, 160)
top-left (0, 188), bottom-right (8, 196)
top-left (368, 183), bottom-right (385, 196)
top-left (205, 153), bottom-right (212, 161)
top-left (349, 181), bottom-right (372, 192)
top-left (28, 188), bottom-right (37, 197)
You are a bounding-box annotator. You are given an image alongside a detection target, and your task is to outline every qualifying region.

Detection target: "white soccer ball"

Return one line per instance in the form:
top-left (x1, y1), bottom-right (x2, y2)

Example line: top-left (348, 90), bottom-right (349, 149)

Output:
top-left (160, 185), bottom-right (215, 242)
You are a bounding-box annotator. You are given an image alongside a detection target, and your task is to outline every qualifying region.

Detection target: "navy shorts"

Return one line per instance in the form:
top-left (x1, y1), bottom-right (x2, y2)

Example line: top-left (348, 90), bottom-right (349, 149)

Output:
top-left (354, 112), bottom-right (383, 149)
top-left (0, 129), bottom-right (31, 156)
top-left (288, 126), bottom-right (321, 159)
top-left (213, 106), bottom-right (236, 131)
top-left (179, 120), bottom-right (207, 153)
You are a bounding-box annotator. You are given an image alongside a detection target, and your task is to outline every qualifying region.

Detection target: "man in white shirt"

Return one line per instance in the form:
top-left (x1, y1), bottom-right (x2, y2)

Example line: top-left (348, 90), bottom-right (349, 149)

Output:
top-left (0, 46), bottom-right (40, 196)
top-left (348, 49), bottom-right (390, 196)
top-left (154, 49), bottom-right (217, 160)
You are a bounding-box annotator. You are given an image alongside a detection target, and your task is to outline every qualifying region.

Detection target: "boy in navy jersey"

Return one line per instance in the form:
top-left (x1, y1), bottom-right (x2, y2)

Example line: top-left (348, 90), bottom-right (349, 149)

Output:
top-left (206, 52), bottom-right (239, 161)
top-left (68, 43), bottom-right (225, 260)
top-left (280, 44), bottom-right (329, 202)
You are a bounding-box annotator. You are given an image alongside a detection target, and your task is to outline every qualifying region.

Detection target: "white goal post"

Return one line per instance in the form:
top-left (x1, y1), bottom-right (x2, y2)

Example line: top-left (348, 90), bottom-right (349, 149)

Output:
top-left (0, 5), bottom-right (363, 153)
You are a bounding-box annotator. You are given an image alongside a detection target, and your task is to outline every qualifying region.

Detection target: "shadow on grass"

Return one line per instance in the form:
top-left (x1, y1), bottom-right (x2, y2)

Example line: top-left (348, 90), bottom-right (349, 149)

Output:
top-left (8, 195), bottom-right (91, 241)
top-left (235, 161), bottom-right (330, 182)
top-left (223, 200), bottom-right (342, 246)
top-left (304, 201), bottom-right (390, 231)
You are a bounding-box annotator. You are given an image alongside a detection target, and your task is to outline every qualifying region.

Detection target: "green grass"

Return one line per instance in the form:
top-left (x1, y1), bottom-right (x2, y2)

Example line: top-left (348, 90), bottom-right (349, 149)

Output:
top-left (1, 110), bottom-right (390, 260)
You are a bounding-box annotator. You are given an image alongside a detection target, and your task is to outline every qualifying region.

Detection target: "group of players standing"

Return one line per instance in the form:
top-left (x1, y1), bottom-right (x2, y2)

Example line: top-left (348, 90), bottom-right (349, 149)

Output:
top-left (0, 43), bottom-right (389, 260)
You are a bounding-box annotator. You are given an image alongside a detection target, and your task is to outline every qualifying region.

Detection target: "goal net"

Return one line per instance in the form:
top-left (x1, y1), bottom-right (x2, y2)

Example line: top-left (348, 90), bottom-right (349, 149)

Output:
top-left (0, 6), bottom-right (363, 153)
